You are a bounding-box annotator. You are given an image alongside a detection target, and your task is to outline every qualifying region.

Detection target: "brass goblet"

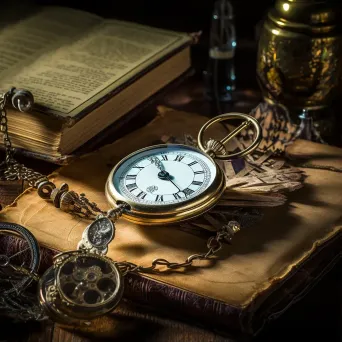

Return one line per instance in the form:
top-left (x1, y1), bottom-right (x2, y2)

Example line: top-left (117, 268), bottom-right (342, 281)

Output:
top-left (256, 0), bottom-right (342, 142)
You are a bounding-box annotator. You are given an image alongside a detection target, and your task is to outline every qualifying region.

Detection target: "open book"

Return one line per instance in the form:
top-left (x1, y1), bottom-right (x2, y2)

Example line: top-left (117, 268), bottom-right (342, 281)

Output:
top-left (0, 6), bottom-right (192, 163)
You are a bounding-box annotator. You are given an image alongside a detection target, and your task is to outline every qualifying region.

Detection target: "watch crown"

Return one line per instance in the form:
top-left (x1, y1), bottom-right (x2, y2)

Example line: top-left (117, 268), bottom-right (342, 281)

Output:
top-left (204, 139), bottom-right (227, 158)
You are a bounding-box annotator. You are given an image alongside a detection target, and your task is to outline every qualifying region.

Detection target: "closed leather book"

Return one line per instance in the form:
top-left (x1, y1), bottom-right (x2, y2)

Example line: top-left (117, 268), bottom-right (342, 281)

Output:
top-left (1, 108), bottom-right (341, 335)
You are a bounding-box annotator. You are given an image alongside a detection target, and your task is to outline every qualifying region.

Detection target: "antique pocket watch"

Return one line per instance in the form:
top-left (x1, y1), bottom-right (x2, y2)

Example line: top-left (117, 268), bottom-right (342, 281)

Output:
top-left (105, 113), bottom-right (261, 225)
top-left (0, 88), bottom-right (261, 325)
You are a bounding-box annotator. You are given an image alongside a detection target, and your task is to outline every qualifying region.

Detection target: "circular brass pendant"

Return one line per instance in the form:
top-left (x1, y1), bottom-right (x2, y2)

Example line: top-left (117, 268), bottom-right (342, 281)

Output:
top-left (38, 250), bottom-right (123, 324)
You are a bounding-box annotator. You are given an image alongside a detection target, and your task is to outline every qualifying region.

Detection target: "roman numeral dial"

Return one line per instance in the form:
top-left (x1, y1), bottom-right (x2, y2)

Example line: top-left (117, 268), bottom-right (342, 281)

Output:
top-left (116, 146), bottom-right (216, 207)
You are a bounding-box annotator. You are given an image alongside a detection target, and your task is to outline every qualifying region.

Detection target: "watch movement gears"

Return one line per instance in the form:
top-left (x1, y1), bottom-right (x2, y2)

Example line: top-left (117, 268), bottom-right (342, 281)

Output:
top-left (59, 255), bottom-right (119, 305)
top-left (0, 222), bottom-right (40, 295)
top-left (39, 251), bottom-right (123, 323)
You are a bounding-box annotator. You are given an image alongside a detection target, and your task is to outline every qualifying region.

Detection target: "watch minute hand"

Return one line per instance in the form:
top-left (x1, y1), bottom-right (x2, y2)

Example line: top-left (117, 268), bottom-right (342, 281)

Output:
top-left (165, 174), bottom-right (182, 192)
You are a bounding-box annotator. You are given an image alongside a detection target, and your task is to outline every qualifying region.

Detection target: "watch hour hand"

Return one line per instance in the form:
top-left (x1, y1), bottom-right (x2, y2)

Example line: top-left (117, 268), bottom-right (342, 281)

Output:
top-left (149, 156), bottom-right (165, 171)
top-left (149, 157), bottom-right (181, 191)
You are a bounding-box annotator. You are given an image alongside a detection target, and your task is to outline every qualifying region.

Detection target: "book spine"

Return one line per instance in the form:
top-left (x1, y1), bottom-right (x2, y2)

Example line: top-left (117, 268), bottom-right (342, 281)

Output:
top-left (0, 234), bottom-right (241, 332)
top-left (123, 272), bottom-right (242, 333)
top-left (1, 231), bottom-right (340, 335)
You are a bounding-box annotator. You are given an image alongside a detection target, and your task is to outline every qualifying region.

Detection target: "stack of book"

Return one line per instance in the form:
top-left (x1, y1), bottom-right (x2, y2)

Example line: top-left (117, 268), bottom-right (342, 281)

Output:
top-left (0, 6), bottom-right (192, 163)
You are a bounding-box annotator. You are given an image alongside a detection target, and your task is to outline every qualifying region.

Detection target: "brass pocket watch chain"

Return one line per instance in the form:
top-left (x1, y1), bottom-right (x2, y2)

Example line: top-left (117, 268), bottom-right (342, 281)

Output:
top-left (0, 88), bottom-right (260, 324)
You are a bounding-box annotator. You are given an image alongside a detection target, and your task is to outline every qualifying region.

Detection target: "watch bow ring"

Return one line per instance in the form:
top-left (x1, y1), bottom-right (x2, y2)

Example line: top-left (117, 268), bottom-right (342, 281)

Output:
top-left (197, 112), bottom-right (262, 159)
top-left (105, 112), bottom-right (262, 225)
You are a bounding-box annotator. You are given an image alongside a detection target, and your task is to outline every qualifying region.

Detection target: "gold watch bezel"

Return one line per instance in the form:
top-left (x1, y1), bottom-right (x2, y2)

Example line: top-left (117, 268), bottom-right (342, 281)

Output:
top-left (105, 144), bottom-right (226, 225)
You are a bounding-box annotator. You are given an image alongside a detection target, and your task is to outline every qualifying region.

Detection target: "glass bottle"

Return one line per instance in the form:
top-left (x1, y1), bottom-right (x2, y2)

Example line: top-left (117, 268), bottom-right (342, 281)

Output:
top-left (203, 0), bottom-right (236, 104)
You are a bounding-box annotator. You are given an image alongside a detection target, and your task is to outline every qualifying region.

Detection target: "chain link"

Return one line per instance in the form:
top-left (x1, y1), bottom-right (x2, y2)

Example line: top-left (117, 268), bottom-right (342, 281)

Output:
top-left (0, 89), bottom-right (15, 166)
top-left (1, 162), bottom-right (47, 186)
top-left (72, 192), bottom-right (106, 218)
top-left (0, 88), bottom-right (37, 183)
top-left (116, 222), bottom-right (240, 276)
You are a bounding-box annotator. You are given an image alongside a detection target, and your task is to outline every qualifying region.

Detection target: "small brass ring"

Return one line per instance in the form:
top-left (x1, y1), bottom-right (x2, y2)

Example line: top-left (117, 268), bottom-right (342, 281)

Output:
top-left (197, 113), bottom-right (262, 160)
top-left (37, 180), bottom-right (56, 199)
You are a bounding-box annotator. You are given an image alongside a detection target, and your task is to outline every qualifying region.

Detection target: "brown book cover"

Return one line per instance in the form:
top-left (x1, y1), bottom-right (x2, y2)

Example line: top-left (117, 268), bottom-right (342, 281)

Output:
top-left (1, 108), bottom-right (341, 335)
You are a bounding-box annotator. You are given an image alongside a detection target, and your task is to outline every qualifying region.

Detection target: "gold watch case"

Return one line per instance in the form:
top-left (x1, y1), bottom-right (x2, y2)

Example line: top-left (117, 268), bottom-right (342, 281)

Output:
top-left (105, 144), bottom-right (226, 225)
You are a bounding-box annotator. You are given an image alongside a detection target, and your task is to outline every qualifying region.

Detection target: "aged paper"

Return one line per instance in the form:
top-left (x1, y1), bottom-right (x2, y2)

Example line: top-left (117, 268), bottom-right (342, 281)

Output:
top-left (0, 7), bottom-right (101, 85)
top-left (0, 7), bottom-right (189, 117)
top-left (1, 109), bottom-right (342, 311)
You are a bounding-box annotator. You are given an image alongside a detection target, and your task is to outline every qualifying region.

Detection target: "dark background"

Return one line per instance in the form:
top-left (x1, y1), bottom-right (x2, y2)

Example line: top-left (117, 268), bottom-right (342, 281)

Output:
top-left (25, 0), bottom-right (274, 91)
top-left (1, 1), bottom-right (341, 341)
top-left (34, 0), bottom-right (273, 35)
top-left (22, 0), bottom-right (274, 75)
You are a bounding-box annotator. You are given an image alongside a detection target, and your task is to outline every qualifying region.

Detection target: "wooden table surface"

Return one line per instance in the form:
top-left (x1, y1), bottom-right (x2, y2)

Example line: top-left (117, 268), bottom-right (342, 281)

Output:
top-left (0, 75), bottom-right (341, 342)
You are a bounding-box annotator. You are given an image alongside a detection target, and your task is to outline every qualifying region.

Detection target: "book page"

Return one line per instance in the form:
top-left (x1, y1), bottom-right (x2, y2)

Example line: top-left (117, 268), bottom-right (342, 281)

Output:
top-left (0, 6), bottom-right (102, 108)
top-left (0, 13), bottom-right (190, 117)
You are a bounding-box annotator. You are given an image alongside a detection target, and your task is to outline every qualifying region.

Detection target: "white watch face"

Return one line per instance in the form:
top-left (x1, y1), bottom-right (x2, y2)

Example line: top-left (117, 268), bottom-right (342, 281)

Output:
top-left (111, 145), bottom-right (217, 206)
